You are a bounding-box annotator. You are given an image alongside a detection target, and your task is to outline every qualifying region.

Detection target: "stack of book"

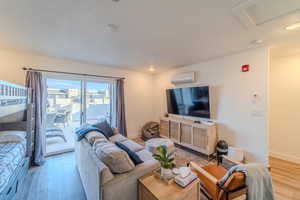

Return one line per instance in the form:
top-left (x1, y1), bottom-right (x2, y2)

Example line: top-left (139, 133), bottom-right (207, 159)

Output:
top-left (174, 167), bottom-right (198, 187)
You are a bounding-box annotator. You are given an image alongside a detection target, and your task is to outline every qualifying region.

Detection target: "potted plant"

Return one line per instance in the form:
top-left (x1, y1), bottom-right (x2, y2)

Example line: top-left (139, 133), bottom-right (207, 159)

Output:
top-left (153, 145), bottom-right (176, 179)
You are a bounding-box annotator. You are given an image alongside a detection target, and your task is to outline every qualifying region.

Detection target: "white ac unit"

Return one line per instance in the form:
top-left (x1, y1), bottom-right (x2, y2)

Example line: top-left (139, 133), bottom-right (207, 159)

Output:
top-left (171, 72), bottom-right (195, 84)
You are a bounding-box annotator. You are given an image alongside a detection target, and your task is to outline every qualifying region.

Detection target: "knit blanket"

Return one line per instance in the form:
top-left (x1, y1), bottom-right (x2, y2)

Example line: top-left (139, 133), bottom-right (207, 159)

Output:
top-left (219, 163), bottom-right (274, 200)
top-left (75, 125), bottom-right (103, 141)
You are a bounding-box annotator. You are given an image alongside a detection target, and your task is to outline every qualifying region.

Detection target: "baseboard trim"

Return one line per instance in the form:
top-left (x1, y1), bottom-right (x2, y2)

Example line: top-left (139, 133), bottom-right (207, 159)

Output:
top-left (270, 151), bottom-right (300, 165)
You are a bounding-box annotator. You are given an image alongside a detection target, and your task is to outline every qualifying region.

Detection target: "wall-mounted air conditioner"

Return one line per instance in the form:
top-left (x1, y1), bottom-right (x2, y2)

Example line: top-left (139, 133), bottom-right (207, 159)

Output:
top-left (171, 72), bottom-right (195, 84)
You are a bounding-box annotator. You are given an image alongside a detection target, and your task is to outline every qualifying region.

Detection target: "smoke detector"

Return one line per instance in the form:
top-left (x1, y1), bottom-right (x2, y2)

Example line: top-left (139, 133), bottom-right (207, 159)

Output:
top-left (251, 39), bottom-right (264, 45)
top-left (107, 24), bottom-right (119, 32)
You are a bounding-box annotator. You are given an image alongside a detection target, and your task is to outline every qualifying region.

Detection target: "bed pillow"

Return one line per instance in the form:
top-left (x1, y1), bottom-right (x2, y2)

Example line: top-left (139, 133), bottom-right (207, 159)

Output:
top-left (92, 120), bottom-right (114, 138)
top-left (93, 140), bottom-right (135, 173)
top-left (0, 131), bottom-right (26, 143)
top-left (115, 142), bottom-right (143, 165)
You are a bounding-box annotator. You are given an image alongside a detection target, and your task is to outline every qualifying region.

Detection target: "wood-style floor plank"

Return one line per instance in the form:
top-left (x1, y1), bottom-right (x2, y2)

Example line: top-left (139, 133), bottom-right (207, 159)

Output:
top-left (16, 153), bottom-right (86, 200)
top-left (16, 150), bottom-right (300, 200)
top-left (270, 156), bottom-right (300, 200)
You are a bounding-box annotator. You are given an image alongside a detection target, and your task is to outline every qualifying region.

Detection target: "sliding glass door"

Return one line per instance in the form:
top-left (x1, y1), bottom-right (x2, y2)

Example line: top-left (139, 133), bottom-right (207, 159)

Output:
top-left (45, 76), bottom-right (114, 155)
top-left (45, 78), bottom-right (82, 155)
top-left (84, 81), bottom-right (112, 124)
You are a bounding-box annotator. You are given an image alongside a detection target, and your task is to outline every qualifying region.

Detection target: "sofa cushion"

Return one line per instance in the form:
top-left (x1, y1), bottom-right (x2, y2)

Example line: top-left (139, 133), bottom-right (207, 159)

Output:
top-left (109, 134), bottom-right (127, 143)
top-left (85, 131), bottom-right (107, 145)
top-left (93, 140), bottom-right (135, 173)
top-left (92, 120), bottom-right (114, 138)
top-left (135, 149), bottom-right (155, 162)
top-left (120, 140), bottom-right (144, 152)
top-left (89, 148), bottom-right (115, 185)
top-left (115, 142), bottom-right (143, 165)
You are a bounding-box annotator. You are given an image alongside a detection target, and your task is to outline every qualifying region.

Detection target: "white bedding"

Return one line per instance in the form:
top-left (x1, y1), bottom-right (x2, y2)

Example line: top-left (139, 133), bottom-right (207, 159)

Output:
top-left (0, 137), bottom-right (26, 193)
top-left (0, 131), bottom-right (26, 144)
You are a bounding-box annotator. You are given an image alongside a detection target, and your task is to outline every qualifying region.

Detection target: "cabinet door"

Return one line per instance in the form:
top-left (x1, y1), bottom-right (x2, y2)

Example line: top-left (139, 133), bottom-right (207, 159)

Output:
top-left (193, 127), bottom-right (208, 151)
top-left (160, 120), bottom-right (169, 138)
top-left (180, 124), bottom-right (192, 145)
top-left (170, 121), bottom-right (180, 142)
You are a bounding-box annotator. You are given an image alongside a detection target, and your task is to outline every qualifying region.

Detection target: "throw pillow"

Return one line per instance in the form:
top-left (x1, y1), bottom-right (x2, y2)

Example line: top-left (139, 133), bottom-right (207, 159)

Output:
top-left (93, 140), bottom-right (135, 173)
top-left (93, 136), bottom-right (110, 147)
top-left (85, 131), bottom-right (107, 145)
top-left (92, 120), bottom-right (114, 138)
top-left (115, 142), bottom-right (144, 165)
top-left (109, 134), bottom-right (127, 143)
top-left (120, 140), bottom-right (144, 152)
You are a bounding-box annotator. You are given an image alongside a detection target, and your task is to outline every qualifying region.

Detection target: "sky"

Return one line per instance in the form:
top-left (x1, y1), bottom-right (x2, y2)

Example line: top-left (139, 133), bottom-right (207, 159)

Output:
top-left (47, 79), bottom-right (109, 91)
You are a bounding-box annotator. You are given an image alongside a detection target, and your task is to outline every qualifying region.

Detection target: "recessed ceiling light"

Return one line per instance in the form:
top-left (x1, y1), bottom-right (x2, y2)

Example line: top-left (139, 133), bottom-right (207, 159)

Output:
top-left (149, 66), bottom-right (155, 72)
top-left (286, 23), bottom-right (300, 30)
top-left (251, 39), bottom-right (264, 45)
top-left (107, 24), bottom-right (119, 32)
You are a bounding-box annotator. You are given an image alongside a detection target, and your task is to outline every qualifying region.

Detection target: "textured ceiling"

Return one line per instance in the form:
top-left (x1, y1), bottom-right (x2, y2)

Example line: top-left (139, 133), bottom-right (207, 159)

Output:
top-left (0, 0), bottom-right (299, 73)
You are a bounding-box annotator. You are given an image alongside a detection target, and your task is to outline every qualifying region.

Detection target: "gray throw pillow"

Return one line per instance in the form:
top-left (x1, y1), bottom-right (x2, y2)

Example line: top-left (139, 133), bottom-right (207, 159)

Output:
top-left (92, 120), bottom-right (114, 138)
top-left (85, 131), bottom-right (107, 145)
top-left (93, 140), bottom-right (135, 173)
top-left (115, 142), bottom-right (143, 165)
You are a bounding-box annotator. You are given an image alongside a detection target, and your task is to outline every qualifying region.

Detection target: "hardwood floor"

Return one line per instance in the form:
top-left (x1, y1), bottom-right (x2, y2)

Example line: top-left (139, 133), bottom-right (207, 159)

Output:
top-left (135, 138), bottom-right (300, 200)
top-left (16, 149), bottom-right (300, 200)
top-left (270, 156), bottom-right (300, 200)
top-left (16, 153), bottom-right (86, 200)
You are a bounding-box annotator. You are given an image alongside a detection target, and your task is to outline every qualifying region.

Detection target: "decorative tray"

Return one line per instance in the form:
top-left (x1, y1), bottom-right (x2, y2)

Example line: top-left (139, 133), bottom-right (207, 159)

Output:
top-left (153, 168), bottom-right (176, 185)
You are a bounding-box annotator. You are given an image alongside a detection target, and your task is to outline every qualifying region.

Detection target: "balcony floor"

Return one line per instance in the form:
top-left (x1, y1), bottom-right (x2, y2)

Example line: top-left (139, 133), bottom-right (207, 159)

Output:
top-left (46, 122), bottom-right (79, 155)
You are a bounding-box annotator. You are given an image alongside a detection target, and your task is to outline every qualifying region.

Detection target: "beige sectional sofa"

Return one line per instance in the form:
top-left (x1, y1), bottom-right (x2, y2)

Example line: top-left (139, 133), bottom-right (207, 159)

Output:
top-left (75, 132), bottom-right (159, 200)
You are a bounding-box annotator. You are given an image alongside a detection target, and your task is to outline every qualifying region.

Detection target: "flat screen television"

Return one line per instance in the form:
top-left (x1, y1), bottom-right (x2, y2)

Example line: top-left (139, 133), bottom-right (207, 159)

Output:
top-left (166, 86), bottom-right (210, 118)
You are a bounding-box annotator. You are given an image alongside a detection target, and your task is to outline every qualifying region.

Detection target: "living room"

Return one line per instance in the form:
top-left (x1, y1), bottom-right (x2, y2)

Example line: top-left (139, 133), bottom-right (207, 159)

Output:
top-left (0, 1), bottom-right (299, 200)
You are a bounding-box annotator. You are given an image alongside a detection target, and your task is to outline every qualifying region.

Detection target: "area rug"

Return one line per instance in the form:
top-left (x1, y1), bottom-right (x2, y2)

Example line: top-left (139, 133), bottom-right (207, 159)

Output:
top-left (133, 138), bottom-right (215, 167)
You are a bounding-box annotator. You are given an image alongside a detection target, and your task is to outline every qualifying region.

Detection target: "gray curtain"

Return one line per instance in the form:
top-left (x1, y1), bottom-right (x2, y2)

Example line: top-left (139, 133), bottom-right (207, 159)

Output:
top-left (116, 79), bottom-right (127, 137)
top-left (26, 71), bottom-right (45, 166)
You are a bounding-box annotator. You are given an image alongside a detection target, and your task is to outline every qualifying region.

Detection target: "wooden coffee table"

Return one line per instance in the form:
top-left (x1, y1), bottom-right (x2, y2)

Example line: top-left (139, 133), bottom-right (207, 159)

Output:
top-left (138, 172), bottom-right (200, 200)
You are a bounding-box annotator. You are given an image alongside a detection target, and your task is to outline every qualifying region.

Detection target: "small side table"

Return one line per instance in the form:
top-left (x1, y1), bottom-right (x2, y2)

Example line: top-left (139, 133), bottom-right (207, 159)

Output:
top-left (138, 173), bottom-right (200, 200)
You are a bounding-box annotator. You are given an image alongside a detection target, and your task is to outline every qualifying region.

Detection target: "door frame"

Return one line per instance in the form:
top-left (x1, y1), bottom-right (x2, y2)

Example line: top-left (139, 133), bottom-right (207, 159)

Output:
top-left (83, 79), bottom-right (115, 125)
top-left (44, 72), bottom-right (115, 156)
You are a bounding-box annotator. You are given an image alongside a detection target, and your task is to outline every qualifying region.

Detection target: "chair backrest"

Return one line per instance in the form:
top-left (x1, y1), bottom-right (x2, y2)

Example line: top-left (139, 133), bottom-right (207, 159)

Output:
top-left (218, 171), bottom-right (246, 200)
top-left (190, 161), bottom-right (246, 200)
top-left (46, 113), bottom-right (57, 128)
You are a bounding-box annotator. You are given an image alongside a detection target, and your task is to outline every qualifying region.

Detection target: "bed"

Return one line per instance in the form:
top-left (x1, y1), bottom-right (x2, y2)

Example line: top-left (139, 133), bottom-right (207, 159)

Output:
top-left (0, 81), bottom-right (31, 200)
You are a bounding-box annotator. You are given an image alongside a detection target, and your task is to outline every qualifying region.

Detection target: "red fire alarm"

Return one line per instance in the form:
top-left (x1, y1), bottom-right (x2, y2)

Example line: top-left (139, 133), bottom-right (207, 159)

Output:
top-left (242, 64), bottom-right (250, 72)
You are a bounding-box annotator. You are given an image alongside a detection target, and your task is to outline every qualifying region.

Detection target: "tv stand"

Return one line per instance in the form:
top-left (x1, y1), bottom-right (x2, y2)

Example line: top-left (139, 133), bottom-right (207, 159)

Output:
top-left (160, 117), bottom-right (217, 156)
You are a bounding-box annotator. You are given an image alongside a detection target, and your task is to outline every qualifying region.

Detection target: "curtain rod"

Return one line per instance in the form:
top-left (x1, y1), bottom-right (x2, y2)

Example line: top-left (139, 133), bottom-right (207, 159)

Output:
top-left (22, 67), bottom-right (125, 80)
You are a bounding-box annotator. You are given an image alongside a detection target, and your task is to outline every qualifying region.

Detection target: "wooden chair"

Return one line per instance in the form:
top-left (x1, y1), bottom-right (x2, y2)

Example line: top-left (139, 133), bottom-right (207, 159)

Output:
top-left (190, 157), bottom-right (247, 200)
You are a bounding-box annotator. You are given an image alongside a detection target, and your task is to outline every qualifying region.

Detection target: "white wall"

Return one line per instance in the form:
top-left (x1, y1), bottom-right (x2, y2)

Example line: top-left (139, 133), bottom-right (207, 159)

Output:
top-left (0, 47), bottom-right (271, 162)
top-left (269, 54), bottom-right (300, 164)
top-left (153, 47), bottom-right (270, 163)
top-left (0, 48), bottom-right (154, 138)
